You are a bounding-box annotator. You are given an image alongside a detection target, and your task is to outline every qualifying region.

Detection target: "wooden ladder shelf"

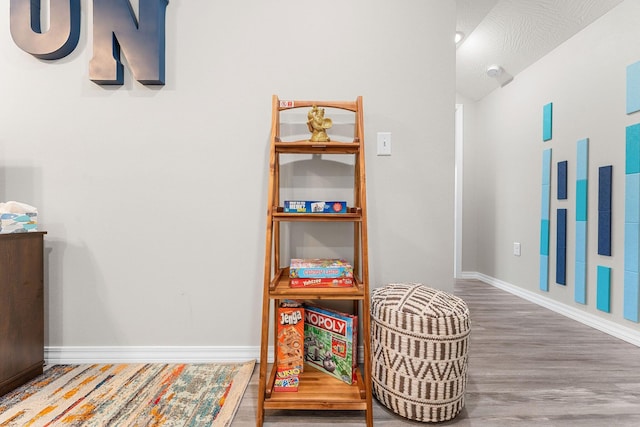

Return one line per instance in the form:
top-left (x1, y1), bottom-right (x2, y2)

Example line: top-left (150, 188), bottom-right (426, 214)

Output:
top-left (256, 95), bottom-right (373, 426)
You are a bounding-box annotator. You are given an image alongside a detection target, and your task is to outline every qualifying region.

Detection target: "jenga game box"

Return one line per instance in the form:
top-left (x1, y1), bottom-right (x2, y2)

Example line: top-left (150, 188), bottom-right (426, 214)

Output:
top-left (275, 300), bottom-right (304, 392)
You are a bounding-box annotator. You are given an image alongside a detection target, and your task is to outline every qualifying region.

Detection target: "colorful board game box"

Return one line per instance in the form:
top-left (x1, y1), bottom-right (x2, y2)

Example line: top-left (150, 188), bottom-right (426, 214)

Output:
top-left (303, 304), bottom-right (357, 385)
top-left (289, 258), bottom-right (353, 279)
top-left (276, 300), bottom-right (304, 392)
top-left (289, 277), bottom-right (354, 288)
top-left (274, 374), bottom-right (300, 392)
top-left (284, 201), bottom-right (347, 214)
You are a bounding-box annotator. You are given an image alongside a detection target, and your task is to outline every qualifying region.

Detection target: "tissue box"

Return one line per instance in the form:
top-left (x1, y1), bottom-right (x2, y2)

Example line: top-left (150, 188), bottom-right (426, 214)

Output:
top-left (0, 201), bottom-right (38, 233)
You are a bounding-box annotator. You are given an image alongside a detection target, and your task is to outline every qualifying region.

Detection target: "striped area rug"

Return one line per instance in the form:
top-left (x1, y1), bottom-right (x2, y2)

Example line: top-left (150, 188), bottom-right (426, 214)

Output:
top-left (0, 361), bottom-right (255, 426)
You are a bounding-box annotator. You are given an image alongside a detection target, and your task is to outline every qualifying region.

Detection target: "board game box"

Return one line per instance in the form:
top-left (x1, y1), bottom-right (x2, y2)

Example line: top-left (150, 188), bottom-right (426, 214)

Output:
top-left (284, 201), bottom-right (347, 214)
top-left (275, 300), bottom-right (304, 392)
top-left (289, 277), bottom-right (354, 288)
top-left (289, 258), bottom-right (353, 279)
top-left (303, 303), bottom-right (357, 385)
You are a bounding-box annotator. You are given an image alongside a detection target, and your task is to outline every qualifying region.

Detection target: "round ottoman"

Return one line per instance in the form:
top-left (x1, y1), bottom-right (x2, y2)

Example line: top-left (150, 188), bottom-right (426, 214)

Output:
top-left (370, 283), bottom-right (470, 423)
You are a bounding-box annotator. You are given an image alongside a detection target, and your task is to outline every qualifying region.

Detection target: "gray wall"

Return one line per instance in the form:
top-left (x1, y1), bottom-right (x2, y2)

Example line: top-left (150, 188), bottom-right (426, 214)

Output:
top-left (461, 0), bottom-right (640, 332)
top-left (0, 1), bottom-right (455, 352)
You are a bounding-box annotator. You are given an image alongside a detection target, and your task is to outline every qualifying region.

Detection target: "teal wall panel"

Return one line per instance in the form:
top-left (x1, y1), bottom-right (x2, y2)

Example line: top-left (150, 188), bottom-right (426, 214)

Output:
top-left (597, 266), bottom-right (611, 313)
top-left (543, 103), bottom-right (553, 141)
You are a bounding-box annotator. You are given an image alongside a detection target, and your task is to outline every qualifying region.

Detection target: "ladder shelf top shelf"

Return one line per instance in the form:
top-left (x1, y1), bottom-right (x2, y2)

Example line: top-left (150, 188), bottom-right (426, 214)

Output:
top-left (276, 99), bottom-right (359, 112)
top-left (274, 139), bottom-right (361, 155)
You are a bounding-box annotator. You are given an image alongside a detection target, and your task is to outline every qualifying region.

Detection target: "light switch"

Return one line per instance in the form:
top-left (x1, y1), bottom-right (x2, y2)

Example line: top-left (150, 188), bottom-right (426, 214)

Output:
top-left (377, 132), bottom-right (391, 156)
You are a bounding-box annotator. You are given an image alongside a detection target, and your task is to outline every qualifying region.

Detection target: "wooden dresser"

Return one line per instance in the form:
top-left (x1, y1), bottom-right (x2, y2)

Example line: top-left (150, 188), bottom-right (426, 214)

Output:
top-left (0, 232), bottom-right (46, 396)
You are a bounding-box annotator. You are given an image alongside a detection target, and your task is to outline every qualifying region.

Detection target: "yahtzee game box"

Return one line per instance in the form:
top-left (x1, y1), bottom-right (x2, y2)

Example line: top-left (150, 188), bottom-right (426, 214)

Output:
top-left (303, 303), bottom-right (357, 385)
top-left (289, 277), bottom-right (354, 288)
top-left (275, 300), bottom-right (304, 392)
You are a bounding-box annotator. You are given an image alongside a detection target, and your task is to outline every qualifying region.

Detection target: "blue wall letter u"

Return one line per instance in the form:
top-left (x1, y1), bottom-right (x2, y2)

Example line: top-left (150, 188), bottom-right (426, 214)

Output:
top-left (10, 0), bottom-right (81, 60)
top-left (89, 0), bottom-right (168, 85)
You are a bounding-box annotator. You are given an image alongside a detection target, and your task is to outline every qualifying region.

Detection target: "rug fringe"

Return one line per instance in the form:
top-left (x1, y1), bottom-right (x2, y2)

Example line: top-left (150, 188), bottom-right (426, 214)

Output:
top-left (213, 360), bottom-right (256, 427)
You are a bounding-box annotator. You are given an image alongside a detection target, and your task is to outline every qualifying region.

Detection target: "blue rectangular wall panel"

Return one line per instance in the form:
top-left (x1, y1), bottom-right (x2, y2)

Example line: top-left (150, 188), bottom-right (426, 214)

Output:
top-left (577, 138), bottom-right (588, 180)
top-left (576, 180), bottom-right (588, 221)
top-left (626, 174), bottom-right (640, 224)
top-left (624, 270), bottom-right (640, 322)
top-left (556, 209), bottom-right (567, 285)
top-left (575, 261), bottom-right (587, 304)
top-left (625, 129), bottom-right (640, 322)
top-left (542, 149), bottom-right (552, 185)
top-left (575, 221), bottom-right (587, 263)
top-left (557, 209), bottom-right (567, 249)
top-left (540, 219), bottom-right (550, 256)
top-left (627, 61), bottom-right (640, 115)
top-left (556, 251), bottom-right (566, 285)
top-left (627, 124), bottom-right (640, 175)
top-left (599, 166), bottom-right (613, 212)
top-left (625, 223), bottom-right (639, 323)
top-left (540, 255), bottom-right (549, 292)
top-left (543, 103), bottom-right (553, 142)
top-left (598, 210), bottom-right (612, 256)
top-left (541, 184), bottom-right (550, 220)
top-left (558, 161), bottom-right (568, 199)
top-left (575, 138), bottom-right (589, 305)
top-left (597, 266), bottom-right (611, 313)
top-left (540, 148), bottom-right (552, 293)
top-left (625, 222), bottom-right (640, 273)
top-left (598, 166), bottom-right (613, 256)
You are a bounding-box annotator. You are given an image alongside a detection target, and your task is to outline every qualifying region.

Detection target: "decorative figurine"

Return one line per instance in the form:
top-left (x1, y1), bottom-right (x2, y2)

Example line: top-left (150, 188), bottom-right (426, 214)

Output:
top-left (307, 105), bottom-right (332, 142)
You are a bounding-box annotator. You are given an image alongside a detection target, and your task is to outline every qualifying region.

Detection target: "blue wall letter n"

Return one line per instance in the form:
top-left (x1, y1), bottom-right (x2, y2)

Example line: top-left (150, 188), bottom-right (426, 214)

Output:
top-left (89, 0), bottom-right (168, 85)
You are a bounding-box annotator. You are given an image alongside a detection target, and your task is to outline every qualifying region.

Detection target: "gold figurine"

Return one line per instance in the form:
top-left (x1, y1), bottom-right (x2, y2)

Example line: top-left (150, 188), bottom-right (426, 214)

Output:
top-left (307, 105), bottom-right (332, 142)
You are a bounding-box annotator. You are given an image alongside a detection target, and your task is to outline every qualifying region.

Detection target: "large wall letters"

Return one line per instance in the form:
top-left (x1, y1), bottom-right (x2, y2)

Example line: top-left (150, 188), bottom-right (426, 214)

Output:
top-left (9, 0), bottom-right (168, 85)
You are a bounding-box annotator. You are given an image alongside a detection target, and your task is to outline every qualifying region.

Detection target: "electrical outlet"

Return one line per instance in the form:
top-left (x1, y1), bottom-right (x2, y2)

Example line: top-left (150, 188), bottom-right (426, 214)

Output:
top-left (513, 242), bottom-right (521, 256)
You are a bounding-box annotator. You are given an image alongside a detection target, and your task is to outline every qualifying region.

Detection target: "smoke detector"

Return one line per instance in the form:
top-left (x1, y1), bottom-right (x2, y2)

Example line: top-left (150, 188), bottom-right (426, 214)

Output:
top-left (487, 65), bottom-right (503, 78)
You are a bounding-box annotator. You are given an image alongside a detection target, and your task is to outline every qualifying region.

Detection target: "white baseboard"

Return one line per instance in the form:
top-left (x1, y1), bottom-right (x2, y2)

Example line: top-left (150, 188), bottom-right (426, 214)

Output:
top-left (47, 274), bottom-right (639, 364)
top-left (45, 346), bottom-right (263, 364)
top-left (46, 345), bottom-right (368, 365)
top-left (461, 271), bottom-right (640, 348)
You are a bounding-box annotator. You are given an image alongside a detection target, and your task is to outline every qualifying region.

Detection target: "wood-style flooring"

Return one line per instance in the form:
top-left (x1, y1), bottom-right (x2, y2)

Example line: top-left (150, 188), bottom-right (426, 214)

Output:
top-left (234, 279), bottom-right (640, 426)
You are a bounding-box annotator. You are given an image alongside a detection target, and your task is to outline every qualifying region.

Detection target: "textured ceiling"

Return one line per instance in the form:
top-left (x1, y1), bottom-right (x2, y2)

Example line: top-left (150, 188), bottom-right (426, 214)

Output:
top-left (456, 0), bottom-right (624, 101)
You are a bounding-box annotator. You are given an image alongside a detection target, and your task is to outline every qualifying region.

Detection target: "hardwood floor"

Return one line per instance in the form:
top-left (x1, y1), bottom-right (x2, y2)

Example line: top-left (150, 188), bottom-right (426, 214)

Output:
top-left (234, 279), bottom-right (640, 426)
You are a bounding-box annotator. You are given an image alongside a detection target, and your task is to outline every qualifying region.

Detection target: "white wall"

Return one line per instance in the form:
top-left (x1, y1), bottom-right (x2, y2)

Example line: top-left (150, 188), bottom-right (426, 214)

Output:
top-left (456, 93), bottom-right (477, 275)
top-left (462, 0), bottom-right (640, 331)
top-left (0, 1), bottom-right (455, 352)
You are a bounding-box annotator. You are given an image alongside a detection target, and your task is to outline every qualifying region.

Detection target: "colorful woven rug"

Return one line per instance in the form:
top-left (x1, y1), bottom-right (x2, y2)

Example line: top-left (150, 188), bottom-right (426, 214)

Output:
top-left (0, 361), bottom-right (255, 426)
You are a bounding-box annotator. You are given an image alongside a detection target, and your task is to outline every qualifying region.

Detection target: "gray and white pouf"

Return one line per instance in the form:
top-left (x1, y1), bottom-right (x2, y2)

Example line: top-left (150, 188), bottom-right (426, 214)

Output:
top-left (370, 283), bottom-right (471, 422)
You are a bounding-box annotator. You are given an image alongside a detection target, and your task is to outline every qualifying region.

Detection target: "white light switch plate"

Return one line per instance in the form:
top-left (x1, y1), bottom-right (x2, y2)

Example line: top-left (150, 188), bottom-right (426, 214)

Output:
top-left (377, 132), bottom-right (391, 156)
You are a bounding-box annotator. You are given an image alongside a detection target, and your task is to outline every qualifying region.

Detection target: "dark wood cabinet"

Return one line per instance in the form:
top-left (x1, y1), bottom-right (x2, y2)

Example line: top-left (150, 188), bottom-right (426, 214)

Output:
top-left (0, 232), bottom-right (46, 396)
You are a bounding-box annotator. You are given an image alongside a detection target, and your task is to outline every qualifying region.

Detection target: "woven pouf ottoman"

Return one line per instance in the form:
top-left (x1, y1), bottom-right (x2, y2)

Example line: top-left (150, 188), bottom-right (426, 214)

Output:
top-left (370, 283), bottom-right (470, 423)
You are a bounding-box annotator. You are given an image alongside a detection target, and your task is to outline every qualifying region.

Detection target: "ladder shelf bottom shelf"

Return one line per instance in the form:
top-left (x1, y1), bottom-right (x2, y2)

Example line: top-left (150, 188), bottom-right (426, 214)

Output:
top-left (264, 364), bottom-right (367, 411)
